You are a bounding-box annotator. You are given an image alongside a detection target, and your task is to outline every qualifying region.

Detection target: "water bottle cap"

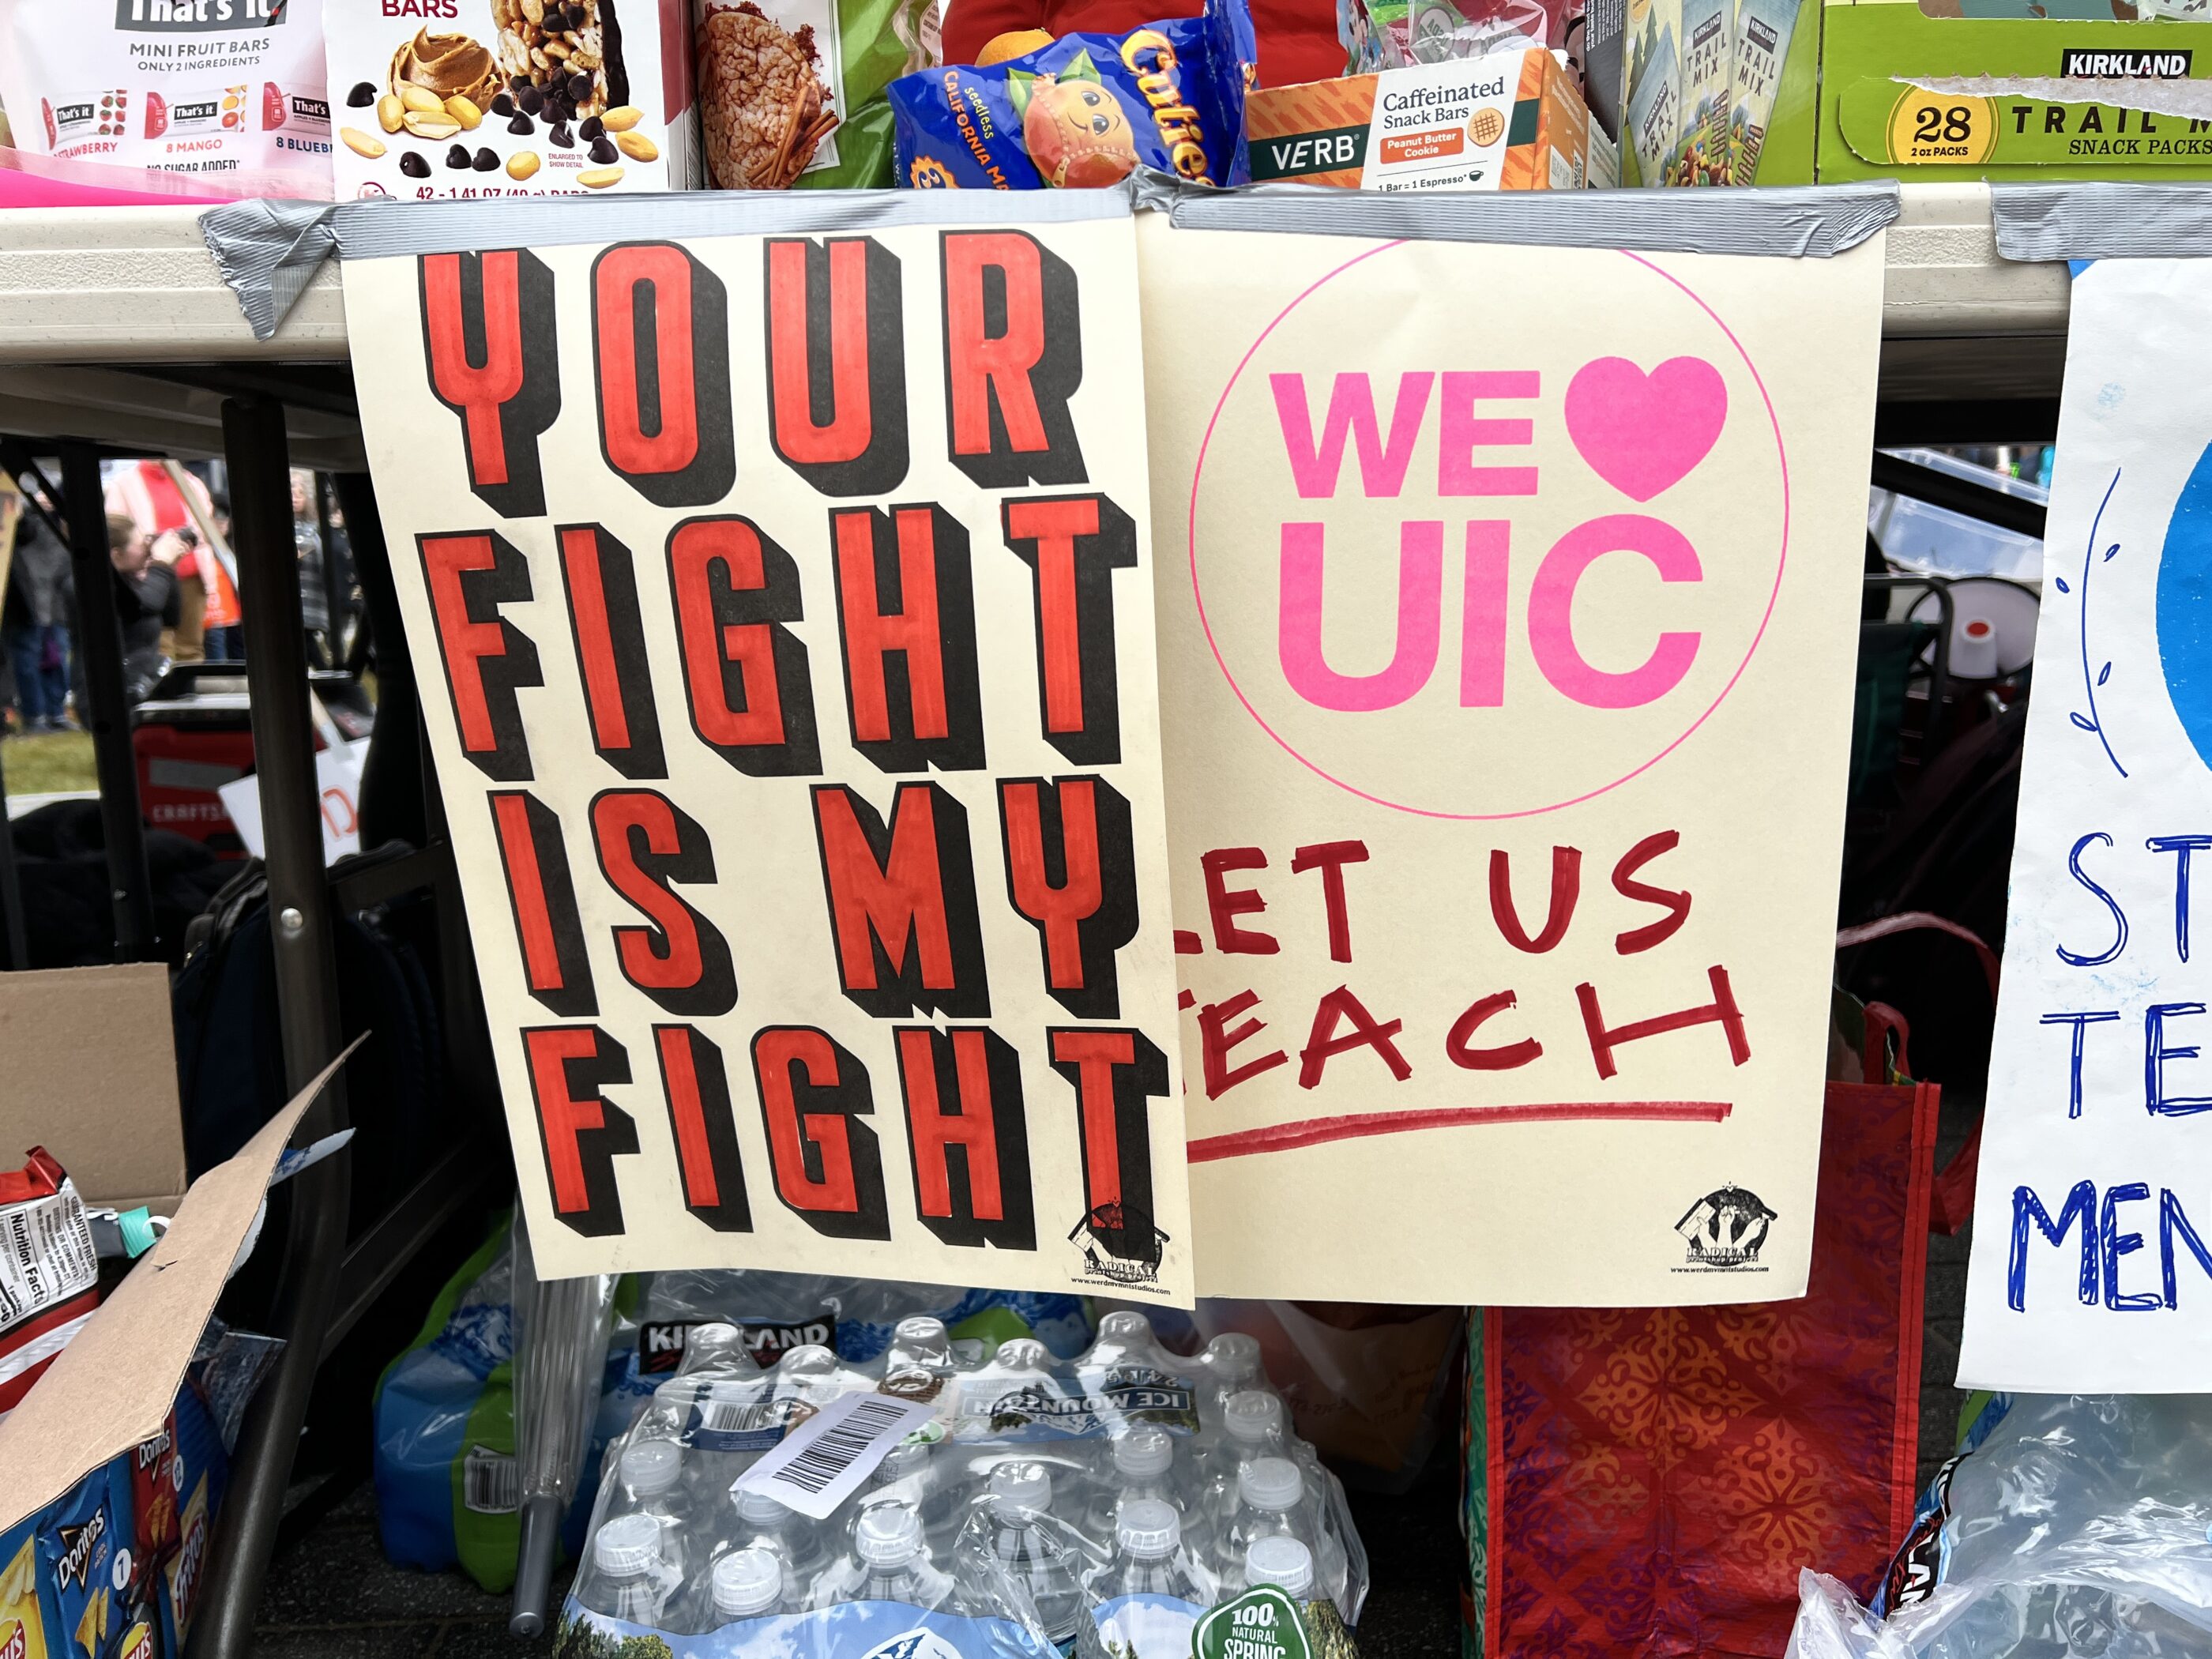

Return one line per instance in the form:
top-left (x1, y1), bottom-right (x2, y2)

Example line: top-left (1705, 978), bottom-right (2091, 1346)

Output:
top-left (894, 1316), bottom-right (948, 1343)
top-left (592, 1512), bottom-right (664, 1578)
top-left (1115, 1498), bottom-right (1181, 1559)
top-left (1207, 1333), bottom-right (1262, 1378)
top-left (996, 1337), bottom-right (1049, 1370)
top-left (1114, 1426), bottom-right (1175, 1480)
top-left (735, 1486), bottom-right (792, 1525)
top-left (856, 1504), bottom-right (925, 1567)
top-left (620, 1438), bottom-right (683, 1497)
top-left (781, 1344), bottom-right (837, 1374)
top-left (712, 1547), bottom-right (784, 1618)
top-left (1239, 1457), bottom-right (1304, 1512)
top-left (1224, 1391), bottom-right (1283, 1444)
top-left (1098, 1311), bottom-right (1155, 1342)
top-left (988, 1462), bottom-right (1053, 1518)
top-left (1243, 1535), bottom-right (1315, 1597)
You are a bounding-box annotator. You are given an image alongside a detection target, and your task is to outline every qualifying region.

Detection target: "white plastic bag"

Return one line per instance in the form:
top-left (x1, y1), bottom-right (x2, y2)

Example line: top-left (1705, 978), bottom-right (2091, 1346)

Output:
top-left (0, 0), bottom-right (333, 190)
top-left (1789, 1395), bottom-right (2212, 1658)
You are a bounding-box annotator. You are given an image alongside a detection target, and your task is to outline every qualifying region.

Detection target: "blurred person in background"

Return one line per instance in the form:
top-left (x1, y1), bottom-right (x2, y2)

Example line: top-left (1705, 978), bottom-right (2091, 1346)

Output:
top-left (108, 458), bottom-right (240, 661)
top-left (108, 514), bottom-right (179, 703)
top-left (3, 502), bottom-right (76, 735)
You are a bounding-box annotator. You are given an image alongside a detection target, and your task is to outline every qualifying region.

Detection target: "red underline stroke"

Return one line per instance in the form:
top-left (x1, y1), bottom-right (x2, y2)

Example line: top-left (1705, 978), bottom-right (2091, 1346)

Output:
top-left (1187, 1100), bottom-right (1735, 1163)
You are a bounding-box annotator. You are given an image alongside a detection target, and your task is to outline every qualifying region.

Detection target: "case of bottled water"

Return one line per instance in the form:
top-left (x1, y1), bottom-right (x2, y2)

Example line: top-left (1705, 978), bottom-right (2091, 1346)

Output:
top-left (553, 1310), bottom-right (1369, 1658)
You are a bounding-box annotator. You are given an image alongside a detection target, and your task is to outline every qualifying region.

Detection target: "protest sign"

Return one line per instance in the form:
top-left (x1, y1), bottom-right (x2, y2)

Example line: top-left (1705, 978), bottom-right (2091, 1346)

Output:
top-left (1961, 261), bottom-right (2212, 1390)
top-left (344, 198), bottom-right (1191, 1301)
top-left (1141, 220), bottom-right (1886, 1304)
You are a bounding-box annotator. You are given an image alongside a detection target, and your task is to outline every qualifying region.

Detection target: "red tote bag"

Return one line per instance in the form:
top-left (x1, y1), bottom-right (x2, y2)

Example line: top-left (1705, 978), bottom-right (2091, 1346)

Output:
top-left (1465, 1009), bottom-right (1940, 1659)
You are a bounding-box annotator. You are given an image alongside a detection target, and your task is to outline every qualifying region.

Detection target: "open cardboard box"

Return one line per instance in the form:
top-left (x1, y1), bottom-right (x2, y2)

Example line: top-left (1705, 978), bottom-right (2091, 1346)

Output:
top-left (0, 964), bottom-right (187, 1214)
top-left (0, 965), bottom-right (351, 1532)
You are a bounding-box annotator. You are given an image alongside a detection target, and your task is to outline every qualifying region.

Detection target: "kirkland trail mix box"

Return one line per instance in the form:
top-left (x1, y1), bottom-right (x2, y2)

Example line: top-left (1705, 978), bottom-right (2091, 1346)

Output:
top-left (1616, 0), bottom-right (1816, 182)
top-left (1247, 48), bottom-right (1593, 189)
top-left (1820, 0), bottom-right (2212, 179)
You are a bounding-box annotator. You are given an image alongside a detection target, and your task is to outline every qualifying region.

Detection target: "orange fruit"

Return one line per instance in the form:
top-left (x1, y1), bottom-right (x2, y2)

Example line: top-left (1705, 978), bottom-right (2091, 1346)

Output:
top-left (977, 28), bottom-right (1055, 64)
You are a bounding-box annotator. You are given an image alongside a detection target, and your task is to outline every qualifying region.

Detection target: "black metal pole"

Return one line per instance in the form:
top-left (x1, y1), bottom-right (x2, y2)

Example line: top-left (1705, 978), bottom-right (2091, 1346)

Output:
top-left (58, 442), bottom-right (156, 961)
top-left (190, 398), bottom-right (353, 1659)
top-left (0, 741), bottom-right (27, 971)
top-left (314, 472), bottom-right (346, 668)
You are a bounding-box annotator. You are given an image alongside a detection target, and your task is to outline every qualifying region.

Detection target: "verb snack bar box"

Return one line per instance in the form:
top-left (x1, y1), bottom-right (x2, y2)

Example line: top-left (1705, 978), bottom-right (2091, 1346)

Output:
top-left (1247, 47), bottom-right (1591, 190)
top-left (322, 0), bottom-right (700, 198)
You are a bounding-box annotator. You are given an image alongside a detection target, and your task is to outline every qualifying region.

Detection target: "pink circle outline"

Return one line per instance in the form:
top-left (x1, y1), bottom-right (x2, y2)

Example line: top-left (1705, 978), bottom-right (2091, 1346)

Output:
top-left (1186, 241), bottom-right (1793, 822)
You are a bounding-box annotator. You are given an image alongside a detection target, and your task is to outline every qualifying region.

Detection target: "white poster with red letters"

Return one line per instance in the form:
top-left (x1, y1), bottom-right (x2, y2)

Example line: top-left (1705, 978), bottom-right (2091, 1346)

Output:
top-left (345, 201), bottom-right (1194, 1301)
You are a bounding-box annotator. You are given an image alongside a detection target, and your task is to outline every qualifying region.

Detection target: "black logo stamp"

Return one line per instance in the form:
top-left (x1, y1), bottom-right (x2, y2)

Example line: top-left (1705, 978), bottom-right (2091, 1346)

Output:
top-left (1674, 1183), bottom-right (1776, 1270)
top-left (1066, 1201), bottom-right (1168, 1289)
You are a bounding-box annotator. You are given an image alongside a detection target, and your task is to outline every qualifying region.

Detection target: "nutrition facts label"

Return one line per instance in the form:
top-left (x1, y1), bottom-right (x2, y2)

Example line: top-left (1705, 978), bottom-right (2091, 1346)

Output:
top-left (0, 1183), bottom-right (97, 1330)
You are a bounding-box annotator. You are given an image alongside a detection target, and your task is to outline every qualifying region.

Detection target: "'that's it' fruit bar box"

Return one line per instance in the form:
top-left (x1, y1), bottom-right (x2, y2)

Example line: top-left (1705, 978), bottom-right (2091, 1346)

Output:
top-left (1246, 47), bottom-right (1593, 190)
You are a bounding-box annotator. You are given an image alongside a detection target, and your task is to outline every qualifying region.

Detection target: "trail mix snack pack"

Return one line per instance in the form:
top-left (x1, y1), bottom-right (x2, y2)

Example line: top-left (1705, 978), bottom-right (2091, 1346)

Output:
top-left (322, 0), bottom-right (700, 196)
top-left (694, 0), bottom-right (938, 188)
top-left (0, 0), bottom-right (333, 190)
top-left (888, 0), bottom-right (1255, 189)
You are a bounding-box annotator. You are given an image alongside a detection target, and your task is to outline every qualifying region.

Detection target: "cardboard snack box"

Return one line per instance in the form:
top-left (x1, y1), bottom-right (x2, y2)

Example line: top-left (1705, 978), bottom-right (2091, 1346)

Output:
top-left (1615, 0), bottom-right (1818, 182)
top-left (322, 0), bottom-right (699, 198)
top-left (1820, 0), bottom-right (2212, 179)
top-left (1247, 47), bottom-right (1593, 190)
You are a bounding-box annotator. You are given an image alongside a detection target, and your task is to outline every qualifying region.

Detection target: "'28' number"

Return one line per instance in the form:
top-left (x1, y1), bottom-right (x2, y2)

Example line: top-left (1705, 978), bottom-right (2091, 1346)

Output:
top-left (1913, 104), bottom-right (1975, 144)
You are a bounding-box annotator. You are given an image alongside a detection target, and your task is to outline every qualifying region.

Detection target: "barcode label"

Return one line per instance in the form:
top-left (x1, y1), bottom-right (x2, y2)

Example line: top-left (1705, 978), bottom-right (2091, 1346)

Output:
top-left (463, 1446), bottom-right (520, 1514)
top-left (730, 1390), bottom-right (937, 1520)
top-left (681, 1386), bottom-right (792, 1454)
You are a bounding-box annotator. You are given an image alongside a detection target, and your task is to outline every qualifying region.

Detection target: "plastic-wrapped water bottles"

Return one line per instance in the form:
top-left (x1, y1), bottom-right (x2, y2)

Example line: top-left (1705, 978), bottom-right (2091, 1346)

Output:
top-left (555, 1302), bottom-right (1371, 1658)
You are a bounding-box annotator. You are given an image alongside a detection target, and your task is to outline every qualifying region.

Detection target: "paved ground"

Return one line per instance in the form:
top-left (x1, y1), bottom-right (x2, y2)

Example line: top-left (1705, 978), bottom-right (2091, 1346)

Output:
top-left (250, 1466), bottom-right (1465, 1659)
top-left (248, 1081), bottom-right (1974, 1659)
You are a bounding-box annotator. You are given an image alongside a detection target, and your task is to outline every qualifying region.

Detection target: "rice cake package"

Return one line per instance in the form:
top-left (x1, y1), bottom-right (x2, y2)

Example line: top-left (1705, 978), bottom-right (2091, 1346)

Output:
top-left (694, 0), bottom-right (937, 189)
top-left (888, 0), bottom-right (1254, 188)
top-left (0, 0), bottom-right (332, 191)
top-left (1247, 48), bottom-right (1591, 190)
top-left (322, 0), bottom-right (699, 198)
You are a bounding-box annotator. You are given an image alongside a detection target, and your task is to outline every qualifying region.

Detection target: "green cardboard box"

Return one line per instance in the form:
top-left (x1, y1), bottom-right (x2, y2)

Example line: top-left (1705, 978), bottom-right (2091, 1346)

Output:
top-left (1819, 0), bottom-right (2212, 179)
top-left (1614, 0), bottom-right (1818, 182)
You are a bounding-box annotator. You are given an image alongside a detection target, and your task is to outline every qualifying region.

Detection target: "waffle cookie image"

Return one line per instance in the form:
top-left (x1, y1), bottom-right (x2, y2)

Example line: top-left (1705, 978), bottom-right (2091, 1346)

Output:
top-left (697, 2), bottom-right (838, 189)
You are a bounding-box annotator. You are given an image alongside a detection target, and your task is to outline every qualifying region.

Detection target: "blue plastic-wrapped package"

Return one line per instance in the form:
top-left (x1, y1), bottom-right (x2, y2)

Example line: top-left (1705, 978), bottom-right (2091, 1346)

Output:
top-left (889, 0), bottom-right (1256, 190)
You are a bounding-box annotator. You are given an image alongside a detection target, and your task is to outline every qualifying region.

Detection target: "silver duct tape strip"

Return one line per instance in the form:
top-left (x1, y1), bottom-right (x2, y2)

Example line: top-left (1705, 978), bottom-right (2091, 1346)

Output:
top-left (197, 198), bottom-right (343, 342)
top-left (1131, 171), bottom-right (1902, 257)
top-left (201, 173), bottom-right (1902, 340)
top-left (1992, 182), bottom-right (2212, 261)
top-left (328, 181), bottom-right (1135, 261)
top-left (199, 186), bottom-right (1137, 340)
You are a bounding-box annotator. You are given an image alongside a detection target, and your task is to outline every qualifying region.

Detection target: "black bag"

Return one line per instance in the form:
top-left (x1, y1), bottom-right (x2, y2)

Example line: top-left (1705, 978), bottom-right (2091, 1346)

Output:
top-left (171, 845), bottom-right (444, 1225)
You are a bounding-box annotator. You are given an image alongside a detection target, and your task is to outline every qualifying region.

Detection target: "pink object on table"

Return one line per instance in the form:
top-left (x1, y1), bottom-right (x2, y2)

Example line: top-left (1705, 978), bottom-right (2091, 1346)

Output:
top-left (0, 146), bottom-right (328, 209)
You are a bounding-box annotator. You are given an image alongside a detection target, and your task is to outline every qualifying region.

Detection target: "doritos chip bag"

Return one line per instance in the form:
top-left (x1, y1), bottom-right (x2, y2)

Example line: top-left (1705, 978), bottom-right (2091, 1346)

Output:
top-left (889, 0), bottom-right (1255, 189)
top-left (34, 1462), bottom-right (126, 1659)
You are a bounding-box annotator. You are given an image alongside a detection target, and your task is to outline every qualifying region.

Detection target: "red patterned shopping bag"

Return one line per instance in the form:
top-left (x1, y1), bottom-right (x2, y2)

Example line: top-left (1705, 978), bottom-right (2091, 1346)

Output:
top-left (1463, 1007), bottom-right (1940, 1659)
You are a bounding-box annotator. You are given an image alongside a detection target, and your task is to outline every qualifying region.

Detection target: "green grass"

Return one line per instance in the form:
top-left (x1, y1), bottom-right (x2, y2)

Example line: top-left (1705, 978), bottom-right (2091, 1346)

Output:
top-left (1, 729), bottom-right (96, 796)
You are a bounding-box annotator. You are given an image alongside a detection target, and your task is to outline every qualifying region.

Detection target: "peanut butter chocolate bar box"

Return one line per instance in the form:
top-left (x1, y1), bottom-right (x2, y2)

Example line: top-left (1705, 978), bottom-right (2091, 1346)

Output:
top-left (324, 0), bottom-right (699, 197)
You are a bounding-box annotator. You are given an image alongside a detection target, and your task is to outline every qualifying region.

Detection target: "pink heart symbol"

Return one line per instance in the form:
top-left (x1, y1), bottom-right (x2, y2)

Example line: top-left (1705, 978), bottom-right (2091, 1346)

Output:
top-left (1564, 356), bottom-right (1729, 502)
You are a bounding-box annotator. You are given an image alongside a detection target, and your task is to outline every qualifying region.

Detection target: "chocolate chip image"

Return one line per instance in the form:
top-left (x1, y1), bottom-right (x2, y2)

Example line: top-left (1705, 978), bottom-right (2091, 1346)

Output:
top-left (399, 151), bottom-right (431, 177)
top-left (507, 110), bottom-right (535, 134)
top-left (589, 134), bottom-right (616, 164)
top-left (517, 84), bottom-right (544, 114)
top-left (579, 114), bottom-right (603, 139)
top-left (549, 121), bottom-right (574, 147)
top-left (491, 92), bottom-right (515, 115)
top-left (473, 145), bottom-right (500, 169)
top-left (346, 81), bottom-right (377, 107)
top-left (446, 142), bottom-right (472, 167)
